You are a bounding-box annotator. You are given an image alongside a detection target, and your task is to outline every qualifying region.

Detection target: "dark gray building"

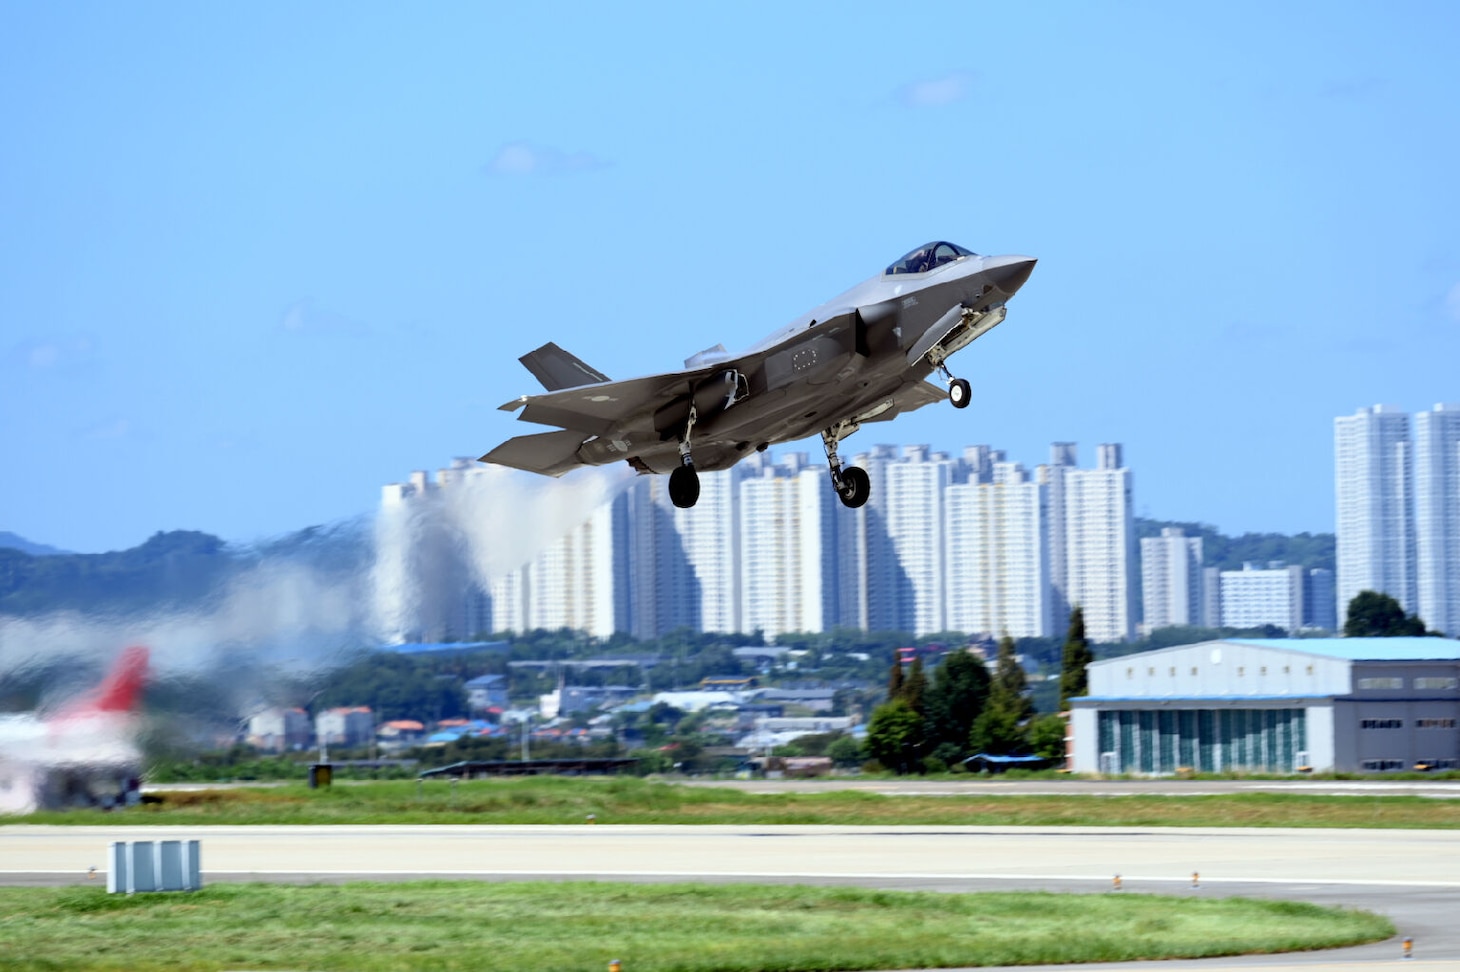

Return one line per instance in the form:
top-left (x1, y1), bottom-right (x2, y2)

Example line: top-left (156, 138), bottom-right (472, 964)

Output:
top-left (1070, 638), bottom-right (1460, 774)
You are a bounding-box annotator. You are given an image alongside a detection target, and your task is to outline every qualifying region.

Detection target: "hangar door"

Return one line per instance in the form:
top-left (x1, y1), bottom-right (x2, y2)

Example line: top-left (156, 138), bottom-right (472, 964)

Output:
top-left (1096, 708), bottom-right (1306, 774)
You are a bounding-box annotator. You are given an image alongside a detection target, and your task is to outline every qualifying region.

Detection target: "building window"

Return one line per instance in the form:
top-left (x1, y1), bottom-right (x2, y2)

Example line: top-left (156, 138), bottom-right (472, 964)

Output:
top-left (1260, 667), bottom-right (1267, 676)
top-left (1283, 666), bottom-right (1290, 674)
top-left (1306, 665), bottom-right (1314, 675)
top-left (1360, 718), bottom-right (1403, 729)
top-left (1357, 677), bottom-right (1404, 690)
top-left (1127, 667), bottom-right (1133, 679)
top-left (1191, 667), bottom-right (1198, 676)
top-left (1416, 718), bottom-right (1457, 729)
top-left (1415, 677), bottom-right (1459, 690)
top-left (1360, 759), bottom-right (1406, 771)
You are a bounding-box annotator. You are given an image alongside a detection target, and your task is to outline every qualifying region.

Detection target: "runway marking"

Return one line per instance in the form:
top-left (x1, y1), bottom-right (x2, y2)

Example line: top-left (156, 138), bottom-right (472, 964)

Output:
top-left (7, 869), bottom-right (1460, 888)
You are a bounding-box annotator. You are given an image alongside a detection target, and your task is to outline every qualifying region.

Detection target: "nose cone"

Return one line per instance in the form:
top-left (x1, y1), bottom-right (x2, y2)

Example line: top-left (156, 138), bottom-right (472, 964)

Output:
top-left (984, 255), bottom-right (1037, 296)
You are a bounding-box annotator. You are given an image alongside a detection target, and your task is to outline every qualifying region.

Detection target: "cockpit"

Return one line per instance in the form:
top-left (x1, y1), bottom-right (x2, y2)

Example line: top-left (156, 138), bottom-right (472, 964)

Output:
top-left (884, 241), bottom-right (977, 276)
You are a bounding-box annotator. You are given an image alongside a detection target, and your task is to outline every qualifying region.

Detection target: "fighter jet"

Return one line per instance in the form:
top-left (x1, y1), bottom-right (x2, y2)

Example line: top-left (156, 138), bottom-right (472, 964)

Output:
top-left (0, 646), bottom-right (149, 813)
top-left (482, 242), bottom-right (1036, 509)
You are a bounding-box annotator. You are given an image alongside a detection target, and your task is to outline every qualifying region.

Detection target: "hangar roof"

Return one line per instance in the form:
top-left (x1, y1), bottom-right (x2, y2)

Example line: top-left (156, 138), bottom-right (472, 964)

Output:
top-left (1223, 638), bottom-right (1460, 661)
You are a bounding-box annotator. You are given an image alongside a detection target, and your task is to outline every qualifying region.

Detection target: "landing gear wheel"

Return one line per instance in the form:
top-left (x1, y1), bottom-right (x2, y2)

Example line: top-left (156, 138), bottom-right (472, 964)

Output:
top-left (948, 377), bottom-right (972, 409)
top-left (668, 465), bottom-right (701, 509)
top-left (836, 466), bottom-right (871, 509)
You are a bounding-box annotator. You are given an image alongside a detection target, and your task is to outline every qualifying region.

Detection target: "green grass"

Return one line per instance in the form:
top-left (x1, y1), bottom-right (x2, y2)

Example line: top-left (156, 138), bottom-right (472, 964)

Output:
top-left (13, 776), bottom-right (1460, 827)
top-left (0, 881), bottom-right (1394, 971)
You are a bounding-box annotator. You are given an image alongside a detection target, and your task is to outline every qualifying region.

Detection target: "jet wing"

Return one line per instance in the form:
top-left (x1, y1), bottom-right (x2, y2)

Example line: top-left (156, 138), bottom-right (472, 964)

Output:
top-left (498, 367), bottom-right (723, 434)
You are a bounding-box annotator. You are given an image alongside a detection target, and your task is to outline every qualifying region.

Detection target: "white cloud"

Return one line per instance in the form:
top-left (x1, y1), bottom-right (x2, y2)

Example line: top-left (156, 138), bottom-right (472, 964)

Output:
top-left (279, 298), bottom-right (370, 336)
top-left (897, 72), bottom-right (976, 108)
top-left (82, 417), bottom-right (131, 440)
top-left (8, 336), bottom-right (95, 371)
top-left (482, 142), bottom-right (610, 177)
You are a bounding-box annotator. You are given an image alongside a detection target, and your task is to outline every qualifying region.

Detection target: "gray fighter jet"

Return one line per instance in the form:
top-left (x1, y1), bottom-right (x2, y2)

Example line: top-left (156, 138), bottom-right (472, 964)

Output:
top-left (482, 241), bottom-right (1036, 509)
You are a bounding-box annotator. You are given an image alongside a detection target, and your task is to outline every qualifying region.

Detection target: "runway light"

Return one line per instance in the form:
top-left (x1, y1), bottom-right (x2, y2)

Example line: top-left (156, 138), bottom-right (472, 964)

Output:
top-left (1191, 871), bottom-right (1199, 888)
top-left (609, 959), bottom-right (622, 972)
top-left (1402, 937), bottom-right (1413, 960)
top-left (586, 814), bottom-right (597, 824)
top-left (88, 867), bottom-right (96, 880)
top-left (1112, 874), bottom-right (1122, 892)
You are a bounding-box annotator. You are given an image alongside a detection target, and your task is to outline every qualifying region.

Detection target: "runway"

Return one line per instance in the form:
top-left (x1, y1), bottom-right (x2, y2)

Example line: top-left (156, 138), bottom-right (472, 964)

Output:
top-left (3, 824), bottom-right (1455, 970)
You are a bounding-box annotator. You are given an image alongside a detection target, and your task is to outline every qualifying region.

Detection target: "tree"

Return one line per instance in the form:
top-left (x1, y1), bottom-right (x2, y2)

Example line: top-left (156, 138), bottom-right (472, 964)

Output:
top-left (1027, 713), bottom-right (1069, 762)
top-left (826, 735), bottom-right (863, 769)
top-left (1345, 590), bottom-right (1427, 637)
top-left (969, 636), bottom-right (1034, 755)
top-left (886, 652), bottom-right (905, 701)
top-left (924, 649), bottom-right (991, 764)
top-left (903, 655), bottom-right (928, 716)
top-left (1058, 607), bottom-right (1094, 710)
top-left (864, 699), bottom-right (922, 774)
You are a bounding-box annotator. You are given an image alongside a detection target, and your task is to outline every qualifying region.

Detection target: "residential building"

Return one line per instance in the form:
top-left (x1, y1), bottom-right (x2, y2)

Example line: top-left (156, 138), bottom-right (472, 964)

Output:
top-left (315, 706), bottom-right (374, 747)
top-left (1415, 403), bottom-right (1460, 636)
top-left (1219, 562), bottom-right (1307, 632)
top-left (246, 707), bottom-right (311, 752)
top-left (1335, 405), bottom-right (1416, 617)
top-left (1141, 527), bottom-right (1204, 633)
top-left (1056, 443), bottom-right (1136, 642)
top-left (883, 446), bottom-right (955, 635)
top-left (740, 456), bottom-right (838, 638)
top-left (946, 460), bottom-right (1053, 638)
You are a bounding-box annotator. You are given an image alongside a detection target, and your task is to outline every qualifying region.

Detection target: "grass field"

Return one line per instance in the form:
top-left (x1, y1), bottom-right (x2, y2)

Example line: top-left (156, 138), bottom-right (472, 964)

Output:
top-left (14, 776), bottom-right (1460, 828)
top-left (0, 881), bottom-right (1394, 972)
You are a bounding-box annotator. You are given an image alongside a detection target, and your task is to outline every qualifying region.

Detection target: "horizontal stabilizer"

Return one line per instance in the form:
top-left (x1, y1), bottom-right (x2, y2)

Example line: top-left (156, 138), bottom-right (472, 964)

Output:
top-left (479, 429), bottom-right (589, 477)
top-left (519, 342), bottom-right (611, 392)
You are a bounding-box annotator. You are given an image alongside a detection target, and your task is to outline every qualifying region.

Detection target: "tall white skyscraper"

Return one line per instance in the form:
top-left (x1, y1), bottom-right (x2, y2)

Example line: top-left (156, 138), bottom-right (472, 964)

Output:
top-left (838, 445), bottom-right (901, 632)
top-left (1059, 443), bottom-right (1135, 643)
top-left (945, 461), bottom-right (1052, 638)
top-left (740, 455), bottom-right (838, 638)
top-left (1415, 403), bottom-right (1460, 635)
top-left (884, 446), bottom-right (955, 635)
top-left (1335, 405), bottom-right (1416, 617)
top-left (1140, 527), bottom-right (1204, 633)
top-left (1039, 443), bottom-right (1079, 629)
top-left (673, 466), bottom-right (744, 634)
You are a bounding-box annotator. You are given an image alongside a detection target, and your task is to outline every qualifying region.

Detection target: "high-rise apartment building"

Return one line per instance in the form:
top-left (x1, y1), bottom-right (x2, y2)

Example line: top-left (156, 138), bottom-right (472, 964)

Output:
top-left (1335, 405), bottom-right (1416, 617)
top-left (672, 465), bottom-right (745, 634)
top-left (740, 455), bottom-right (838, 638)
top-left (1415, 403), bottom-right (1460, 635)
top-left (884, 446), bottom-right (955, 635)
top-left (946, 460), bottom-right (1052, 638)
top-left (1219, 562), bottom-right (1307, 632)
top-left (1140, 527), bottom-right (1204, 633)
top-left (1054, 444), bottom-right (1135, 643)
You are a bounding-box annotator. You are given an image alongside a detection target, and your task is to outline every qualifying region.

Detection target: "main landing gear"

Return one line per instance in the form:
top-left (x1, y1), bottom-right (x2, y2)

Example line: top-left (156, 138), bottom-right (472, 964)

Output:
top-left (822, 422), bottom-right (870, 509)
top-left (668, 405), bottom-right (701, 509)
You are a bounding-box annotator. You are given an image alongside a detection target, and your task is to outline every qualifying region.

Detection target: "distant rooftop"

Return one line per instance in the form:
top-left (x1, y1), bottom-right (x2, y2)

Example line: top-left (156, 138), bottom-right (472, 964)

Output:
top-left (1224, 638), bottom-right (1460, 662)
top-left (383, 641), bottom-right (510, 656)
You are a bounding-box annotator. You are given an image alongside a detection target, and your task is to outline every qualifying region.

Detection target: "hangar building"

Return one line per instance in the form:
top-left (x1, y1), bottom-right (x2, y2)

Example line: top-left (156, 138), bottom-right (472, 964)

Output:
top-left (1069, 638), bottom-right (1460, 774)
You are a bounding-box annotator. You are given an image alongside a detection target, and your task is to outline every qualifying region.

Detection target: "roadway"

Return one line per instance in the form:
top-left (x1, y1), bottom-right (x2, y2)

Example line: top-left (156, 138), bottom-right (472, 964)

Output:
top-left (2, 823), bottom-right (1455, 969)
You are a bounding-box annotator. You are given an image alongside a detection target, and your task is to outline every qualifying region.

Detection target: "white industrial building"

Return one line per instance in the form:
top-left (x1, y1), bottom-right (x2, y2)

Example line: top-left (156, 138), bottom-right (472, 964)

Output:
top-left (1069, 638), bottom-right (1460, 774)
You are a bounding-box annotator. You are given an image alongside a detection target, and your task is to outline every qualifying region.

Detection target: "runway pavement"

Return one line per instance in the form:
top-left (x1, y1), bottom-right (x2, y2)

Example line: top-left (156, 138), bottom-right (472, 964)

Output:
top-left (2, 824), bottom-right (1455, 970)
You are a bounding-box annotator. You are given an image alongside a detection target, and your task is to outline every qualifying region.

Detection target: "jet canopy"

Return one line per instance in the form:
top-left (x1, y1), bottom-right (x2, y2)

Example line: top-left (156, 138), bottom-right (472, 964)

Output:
top-left (885, 241), bottom-right (977, 276)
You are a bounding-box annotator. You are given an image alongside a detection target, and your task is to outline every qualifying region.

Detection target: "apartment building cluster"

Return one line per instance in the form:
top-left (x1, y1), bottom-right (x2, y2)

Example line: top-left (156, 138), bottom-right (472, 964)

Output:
top-left (378, 442), bottom-right (1138, 643)
top-left (1335, 404), bottom-right (1460, 635)
top-left (1140, 528), bottom-right (1337, 635)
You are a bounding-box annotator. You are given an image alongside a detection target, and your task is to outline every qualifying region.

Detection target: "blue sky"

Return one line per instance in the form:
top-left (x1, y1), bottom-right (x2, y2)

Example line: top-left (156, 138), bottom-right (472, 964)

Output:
top-left (3, 2), bottom-right (1457, 553)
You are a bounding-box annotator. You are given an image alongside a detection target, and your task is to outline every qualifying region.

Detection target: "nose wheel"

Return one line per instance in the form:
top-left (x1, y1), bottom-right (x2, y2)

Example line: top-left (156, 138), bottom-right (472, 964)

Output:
top-left (822, 422), bottom-right (870, 509)
top-left (948, 377), bottom-right (971, 409)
